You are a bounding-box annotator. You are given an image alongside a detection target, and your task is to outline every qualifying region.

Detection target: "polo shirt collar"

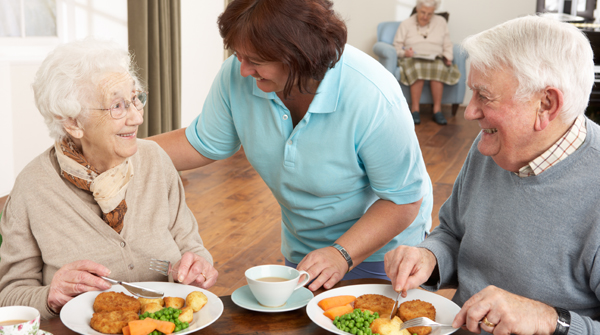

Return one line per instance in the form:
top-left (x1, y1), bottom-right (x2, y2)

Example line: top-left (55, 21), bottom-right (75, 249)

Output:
top-left (251, 49), bottom-right (345, 114)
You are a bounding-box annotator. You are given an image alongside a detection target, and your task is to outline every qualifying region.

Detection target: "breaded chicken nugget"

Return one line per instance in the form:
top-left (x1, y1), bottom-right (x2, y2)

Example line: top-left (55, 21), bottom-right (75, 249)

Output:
top-left (164, 296), bottom-right (185, 309)
top-left (355, 294), bottom-right (395, 319)
top-left (138, 297), bottom-right (164, 307)
top-left (370, 316), bottom-right (411, 335)
top-left (93, 292), bottom-right (141, 313)
top-left (141, 302), bottom-right (163, 314)
top-left (398, 299), bottom-right (436, 335)
top-left (178, 306), bottom-right (194, 323)
top-left (90, 310), bottom-right (138, 334)
top-left (186, 291), bottom-right (208, 312)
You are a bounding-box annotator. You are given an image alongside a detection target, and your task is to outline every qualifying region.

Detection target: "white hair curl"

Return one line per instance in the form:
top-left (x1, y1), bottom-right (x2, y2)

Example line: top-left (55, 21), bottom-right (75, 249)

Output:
top-left (416, 0), bottom-right (439, 10)
top-left (462, 15), bottom-right (594, 122)
top-left (32, 37), bottom-right (144, 141)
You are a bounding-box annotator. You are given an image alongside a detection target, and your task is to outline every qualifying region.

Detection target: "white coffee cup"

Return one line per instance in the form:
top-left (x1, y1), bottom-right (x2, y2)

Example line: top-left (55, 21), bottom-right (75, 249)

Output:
top-left (0, 306), bottom-right (40, 335)
top-left (245, 264), bottom-right (311, 307)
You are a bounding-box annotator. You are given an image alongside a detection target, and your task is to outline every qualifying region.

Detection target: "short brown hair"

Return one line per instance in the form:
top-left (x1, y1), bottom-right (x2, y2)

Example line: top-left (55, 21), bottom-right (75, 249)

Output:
top-left (218, 0), bottom-right (347, 98)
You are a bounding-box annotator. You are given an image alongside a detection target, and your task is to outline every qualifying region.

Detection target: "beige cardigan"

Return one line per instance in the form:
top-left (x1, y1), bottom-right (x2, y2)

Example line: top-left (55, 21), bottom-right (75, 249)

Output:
top-left (393, 14), bottom-right (453, 61)
top-left (0, 140), bottom-right (212, 319)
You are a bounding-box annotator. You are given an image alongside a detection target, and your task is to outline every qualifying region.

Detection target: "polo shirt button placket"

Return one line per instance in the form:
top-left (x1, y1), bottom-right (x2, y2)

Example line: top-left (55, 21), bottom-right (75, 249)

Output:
top-left (283, 114), bottom-right (288, 120)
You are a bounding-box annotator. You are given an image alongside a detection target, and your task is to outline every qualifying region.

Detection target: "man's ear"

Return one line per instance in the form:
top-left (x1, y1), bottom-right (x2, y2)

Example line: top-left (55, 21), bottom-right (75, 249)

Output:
top-left (534, 87), bottom-right (564, 131)
top-left (63, 118), bottom-right (84, 139)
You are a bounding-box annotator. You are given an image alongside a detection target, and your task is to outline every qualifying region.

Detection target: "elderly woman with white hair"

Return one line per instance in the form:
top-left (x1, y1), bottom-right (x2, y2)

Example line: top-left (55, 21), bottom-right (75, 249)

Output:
top-left (0, 38), bottom-right (217, 320)
top-left (384, 16), bottom-right (600, 335)
top-left (393, 0), bottom-right (460, 125)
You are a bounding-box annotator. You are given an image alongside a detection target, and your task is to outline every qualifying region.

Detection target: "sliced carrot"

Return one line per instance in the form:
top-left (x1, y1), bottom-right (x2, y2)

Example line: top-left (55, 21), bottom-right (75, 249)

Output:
top-left (122, 325), bottom-right (131, 335)
top-left (323, 304), bottom-right (354, 320)
top-left (318, 295), bottom-right (357, 311)
top-left (128, 318), bottom-right (157, 335)
top-left (153, 319), bottom-right (176, 334)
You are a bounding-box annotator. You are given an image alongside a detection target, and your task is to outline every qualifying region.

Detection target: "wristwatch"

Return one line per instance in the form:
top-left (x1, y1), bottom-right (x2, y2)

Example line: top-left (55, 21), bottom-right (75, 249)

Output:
top-left (553, 307), bottom-right (570, 335)
top-left (331, 243), bottom-right (353, 272)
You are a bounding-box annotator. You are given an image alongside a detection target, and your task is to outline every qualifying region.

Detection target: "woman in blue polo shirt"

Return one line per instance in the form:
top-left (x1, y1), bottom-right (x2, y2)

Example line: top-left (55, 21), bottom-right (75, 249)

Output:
top-left (152, 0), bottom-right (433, 292)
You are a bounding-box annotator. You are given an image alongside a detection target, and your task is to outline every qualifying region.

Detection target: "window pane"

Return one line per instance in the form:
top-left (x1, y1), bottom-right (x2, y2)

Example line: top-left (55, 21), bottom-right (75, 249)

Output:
top-left (24, 0), bottom-right (56, 37)
top-left (0, 0), bottom-right (22, 37)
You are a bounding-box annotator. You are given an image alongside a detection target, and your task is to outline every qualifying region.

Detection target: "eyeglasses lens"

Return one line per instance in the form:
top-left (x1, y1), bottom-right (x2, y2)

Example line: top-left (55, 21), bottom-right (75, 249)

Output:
top-left (110, 92), bottom-right (147, 119)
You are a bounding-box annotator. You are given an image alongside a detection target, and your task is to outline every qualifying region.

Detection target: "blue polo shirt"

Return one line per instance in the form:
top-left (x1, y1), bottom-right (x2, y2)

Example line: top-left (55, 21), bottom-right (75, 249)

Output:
top-left (186, 45), bottom-right (433, 263)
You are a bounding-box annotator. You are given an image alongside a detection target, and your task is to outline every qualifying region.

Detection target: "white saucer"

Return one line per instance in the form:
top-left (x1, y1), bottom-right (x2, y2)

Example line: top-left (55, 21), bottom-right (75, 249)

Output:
top-left (231, 285), bottom-right (313, 313)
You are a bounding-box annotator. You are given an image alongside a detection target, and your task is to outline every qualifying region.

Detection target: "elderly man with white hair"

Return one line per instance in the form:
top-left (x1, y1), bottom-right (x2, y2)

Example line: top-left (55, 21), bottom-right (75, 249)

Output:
top-left (0, 38), bottom-right (217, 320)
top-left (384, 16), bottom-right (600, 335)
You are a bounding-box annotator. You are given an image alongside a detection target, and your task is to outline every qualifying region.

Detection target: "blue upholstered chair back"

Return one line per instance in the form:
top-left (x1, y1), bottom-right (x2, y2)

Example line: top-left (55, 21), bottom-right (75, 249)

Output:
top-left (377, 21), bottom-right (401, 46)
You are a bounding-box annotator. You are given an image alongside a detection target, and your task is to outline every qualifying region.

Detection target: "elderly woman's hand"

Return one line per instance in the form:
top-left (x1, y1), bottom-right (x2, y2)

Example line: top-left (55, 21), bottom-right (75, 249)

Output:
top-left (171, 252), bottom-right (218, 289)
top-left (384, 246), bottom-right (436, 297)
top-left (404, 47), bottom-right (415, 58)
top-left (443, 57), bottom-right (452, 66)
top-left (48, 260), bottom-right (112, 313)
top-left (453, 285), bottom-right (558, 335)
top-left (297, 246), bottom-right (348, 291)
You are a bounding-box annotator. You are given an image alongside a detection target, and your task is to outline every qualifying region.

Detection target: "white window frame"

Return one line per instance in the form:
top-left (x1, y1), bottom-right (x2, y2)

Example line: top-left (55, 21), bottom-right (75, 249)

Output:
top-left (0, 0), bottom-right (65, 62)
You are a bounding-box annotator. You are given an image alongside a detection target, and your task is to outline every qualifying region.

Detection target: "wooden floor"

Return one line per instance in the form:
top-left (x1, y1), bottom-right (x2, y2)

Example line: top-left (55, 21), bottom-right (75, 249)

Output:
top-left (0, 105), bottom-right (480, 298)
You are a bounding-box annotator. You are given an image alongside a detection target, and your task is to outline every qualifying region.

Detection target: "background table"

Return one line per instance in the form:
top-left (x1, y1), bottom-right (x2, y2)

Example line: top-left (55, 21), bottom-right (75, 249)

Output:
top-left (40, 278), bottom-right (475, 335)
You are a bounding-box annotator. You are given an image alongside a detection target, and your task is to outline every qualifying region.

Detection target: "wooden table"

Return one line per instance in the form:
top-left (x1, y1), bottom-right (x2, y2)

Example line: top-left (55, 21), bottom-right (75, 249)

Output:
top-left (40, 278), bottom-right (476, 335)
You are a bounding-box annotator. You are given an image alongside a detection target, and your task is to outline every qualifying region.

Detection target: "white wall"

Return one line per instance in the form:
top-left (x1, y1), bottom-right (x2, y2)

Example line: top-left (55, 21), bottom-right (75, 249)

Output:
top-left (181, 0), bottom-right (225, 127)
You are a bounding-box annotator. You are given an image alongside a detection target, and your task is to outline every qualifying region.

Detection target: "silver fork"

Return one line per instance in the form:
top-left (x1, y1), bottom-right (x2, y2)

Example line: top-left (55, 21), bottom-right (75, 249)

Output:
top-left (399, 317), bottom-right (456, 331)
top-left (149, 258), bottom-right (172, 276)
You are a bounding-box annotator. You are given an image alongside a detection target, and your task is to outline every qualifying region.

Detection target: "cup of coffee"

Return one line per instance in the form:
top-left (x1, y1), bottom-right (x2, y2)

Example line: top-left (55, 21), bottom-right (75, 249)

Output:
top-left (0, 306), bottom-right (40, 335)
top-left (245, 264), bottom-right (311, 307)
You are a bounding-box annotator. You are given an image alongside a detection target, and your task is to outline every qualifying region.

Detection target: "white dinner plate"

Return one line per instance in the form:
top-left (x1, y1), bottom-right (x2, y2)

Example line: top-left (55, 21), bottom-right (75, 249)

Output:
top-left (307, 284), bottom-right (460, 335)
top-left (60, 282), bottom-right (223, 335)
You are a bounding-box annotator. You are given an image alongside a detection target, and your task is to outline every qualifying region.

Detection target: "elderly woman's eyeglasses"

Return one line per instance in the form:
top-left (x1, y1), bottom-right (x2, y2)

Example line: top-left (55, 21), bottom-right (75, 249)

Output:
top-left (88, 91), bottom-right (148, 119)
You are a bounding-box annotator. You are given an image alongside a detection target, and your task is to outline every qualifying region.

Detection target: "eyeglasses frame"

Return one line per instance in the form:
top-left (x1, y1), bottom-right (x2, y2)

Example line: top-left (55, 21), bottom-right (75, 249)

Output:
top-left (87, 91), bottom-right (148, 120)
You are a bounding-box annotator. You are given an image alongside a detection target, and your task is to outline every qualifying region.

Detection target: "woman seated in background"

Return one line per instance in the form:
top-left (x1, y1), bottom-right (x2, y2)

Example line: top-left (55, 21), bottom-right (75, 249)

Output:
top-left (0, 38), bottom-right (217, 319)
top-left (393, 0), bottom-right (461, 125)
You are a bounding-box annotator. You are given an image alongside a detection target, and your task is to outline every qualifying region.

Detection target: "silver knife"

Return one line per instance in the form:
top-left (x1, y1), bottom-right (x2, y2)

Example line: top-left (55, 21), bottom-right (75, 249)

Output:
top-left (389, 292), bottom-right (402, 319)
top-left (100, 276), bottom-right (164, 299)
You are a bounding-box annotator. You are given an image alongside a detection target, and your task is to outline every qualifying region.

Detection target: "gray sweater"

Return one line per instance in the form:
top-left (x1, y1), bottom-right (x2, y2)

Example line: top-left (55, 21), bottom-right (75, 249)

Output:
top-left (420, 118), bottom-right (600, 334)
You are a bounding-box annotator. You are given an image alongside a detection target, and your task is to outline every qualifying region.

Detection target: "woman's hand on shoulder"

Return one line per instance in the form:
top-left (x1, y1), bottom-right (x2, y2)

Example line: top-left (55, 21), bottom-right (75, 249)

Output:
top-left (384, 246), bottom-right (436, 297)
top-left (297, 246), bottom-right (348, 291)
top-left (48, 260), bottom-right (112, 313)
top-left (171, 252), bottom-right (218, 289)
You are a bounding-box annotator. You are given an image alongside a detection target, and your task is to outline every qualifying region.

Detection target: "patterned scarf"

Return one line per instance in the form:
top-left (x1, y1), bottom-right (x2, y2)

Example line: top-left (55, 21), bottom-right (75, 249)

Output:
top-left (54, 137), bottom-right (134, 233)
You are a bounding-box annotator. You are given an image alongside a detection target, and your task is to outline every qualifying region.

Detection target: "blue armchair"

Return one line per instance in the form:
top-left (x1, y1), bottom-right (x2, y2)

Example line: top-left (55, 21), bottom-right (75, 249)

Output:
top-left (373, 21), bottom-right (467, 115)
